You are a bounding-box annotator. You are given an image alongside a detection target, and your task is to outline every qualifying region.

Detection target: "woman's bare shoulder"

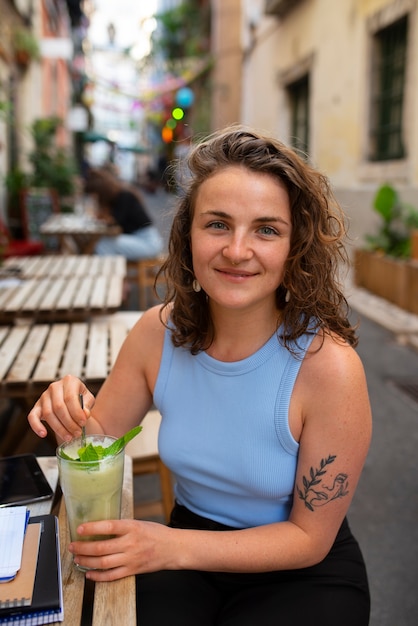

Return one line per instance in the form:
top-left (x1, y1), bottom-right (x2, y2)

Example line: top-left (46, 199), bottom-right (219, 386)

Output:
top-left (114, 306), bottom-right (169, 387)
top-left (302, 330), bottom-right (366, 391)
top-left (129, 305), bottom-right (169, 343)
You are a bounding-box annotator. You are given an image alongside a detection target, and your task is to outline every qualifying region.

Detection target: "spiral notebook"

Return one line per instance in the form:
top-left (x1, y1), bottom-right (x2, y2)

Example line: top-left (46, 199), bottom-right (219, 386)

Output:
top-left (0, 523), bottom-right (41, 608)
top-left (0, 515), bottom-right (63, 625)
top-left (0, 507), bottom-right (30, 582)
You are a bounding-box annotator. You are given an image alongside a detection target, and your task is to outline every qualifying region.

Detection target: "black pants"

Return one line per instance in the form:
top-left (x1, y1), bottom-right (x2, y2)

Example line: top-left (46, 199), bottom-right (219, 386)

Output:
top-left (136, 504), bottom-right (370, 626)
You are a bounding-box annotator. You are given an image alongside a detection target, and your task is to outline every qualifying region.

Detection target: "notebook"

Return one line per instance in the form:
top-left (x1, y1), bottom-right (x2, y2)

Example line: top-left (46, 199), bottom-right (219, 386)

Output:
top-left (0, 523), bottom-right (41, 608)
top-left (0, 507), bottom-right (29, 581)
top-left (0, 515), bottom-right (64, 625)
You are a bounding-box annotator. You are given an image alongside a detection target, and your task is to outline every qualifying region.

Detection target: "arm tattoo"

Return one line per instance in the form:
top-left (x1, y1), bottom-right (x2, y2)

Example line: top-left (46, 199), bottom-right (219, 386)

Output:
top-left (297, 454), bottom-right (349, 511)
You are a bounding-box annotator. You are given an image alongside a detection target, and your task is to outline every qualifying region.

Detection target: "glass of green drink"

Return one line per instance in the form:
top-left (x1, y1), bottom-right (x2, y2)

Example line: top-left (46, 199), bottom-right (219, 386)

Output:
top-left (56, 434), bottom-right (125, 571)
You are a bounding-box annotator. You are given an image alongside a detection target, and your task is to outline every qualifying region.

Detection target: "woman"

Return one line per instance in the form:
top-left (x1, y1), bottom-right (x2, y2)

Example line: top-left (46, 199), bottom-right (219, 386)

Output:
top-left (84, 167), bottom-right (163, 260)
top-left (28, 126), bottom-right (372, 625)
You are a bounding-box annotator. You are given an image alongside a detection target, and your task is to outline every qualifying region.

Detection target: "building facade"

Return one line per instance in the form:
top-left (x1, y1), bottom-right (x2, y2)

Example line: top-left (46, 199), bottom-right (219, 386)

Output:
top-left (213, 0), bottom-right (418, 249)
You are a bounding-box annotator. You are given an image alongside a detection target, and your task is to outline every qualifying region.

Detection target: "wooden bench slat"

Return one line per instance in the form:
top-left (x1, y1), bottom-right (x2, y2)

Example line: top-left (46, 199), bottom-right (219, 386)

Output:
top-left (74, 256), bottom-right (88, 276)
top-left (0, 286), bottom-right (13, 307)
top-left (32, 324), bottom-right (70, 382)
top-left (106, 275), bottom-right (123, 309)
top-left (109, 321), bottom-right (128, 366)
top-left (60, 323), bottom-right (88, 378)
top-left (6, 325), bottom-right (50, 383)
top-left (0, 327), bottom-right (9, 343)
top-left (72, 276), bottom-right (94, 309)
top-left (0, 326), bottom-right (31, 380)
top-left (20, 279), bottom-right (50, 312)
top-left (55, 277), bottom-right (79, 310)
top-left (28, 257), bottom-right (46, 277)
top-left (45, 256), bottom-right (63, 277)
top-left (101, 256), bottom-right (111, 275)
top-left (85, 322), bottom-right (109, 379)
top-left (87, 256), bottom-right (100, 275)
top-left (90, 276), bottom-right (107, 308)
top-left (39, 278), bottom-right (66, 310)
top-left (5, 280), bottom-right (38, 312)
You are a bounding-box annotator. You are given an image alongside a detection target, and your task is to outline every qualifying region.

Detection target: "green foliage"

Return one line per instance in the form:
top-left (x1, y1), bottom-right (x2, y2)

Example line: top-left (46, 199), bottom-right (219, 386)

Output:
top-left (5, 168), bottom-right (28, 199)
top-left (0, 100), bottom-right (11, 120)
top-left (13, 28), bottom-right (40, 60)
top-left (150, 0), bottom-right (211, 66)
top-left (365, 184), bottom-right (418, 258)
top-left (28, 117), bottom-right (76, 197)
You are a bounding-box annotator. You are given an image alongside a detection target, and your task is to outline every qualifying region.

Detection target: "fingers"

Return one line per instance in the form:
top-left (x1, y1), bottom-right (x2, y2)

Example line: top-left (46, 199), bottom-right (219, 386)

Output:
top-left (69, 520), bottom-right (139, 578)
top-left (85, 566), bottom-right (128, 582)
top-left (69, 526), bottom-right (126, 579)
top-left (74, 519), bottom-right (129, 541)
top-left (27, 375), bottom-right (95, 441)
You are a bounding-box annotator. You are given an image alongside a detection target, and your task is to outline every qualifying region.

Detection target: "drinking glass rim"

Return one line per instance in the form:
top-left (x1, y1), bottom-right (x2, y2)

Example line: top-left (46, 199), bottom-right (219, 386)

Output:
top-left (56, 434), bottom-right (124, 463)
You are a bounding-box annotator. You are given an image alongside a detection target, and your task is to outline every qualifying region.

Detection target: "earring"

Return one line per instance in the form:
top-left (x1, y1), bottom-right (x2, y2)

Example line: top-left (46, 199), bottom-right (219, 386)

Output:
top-left (192, 279), bottom-right (201, 293)
top-left (285, 289), bottom-right (290, 303)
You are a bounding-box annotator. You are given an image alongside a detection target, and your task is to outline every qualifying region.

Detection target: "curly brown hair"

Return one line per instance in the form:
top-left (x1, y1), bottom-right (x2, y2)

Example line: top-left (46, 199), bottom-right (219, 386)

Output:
top-left (159, 125), bottom-right (357, 354)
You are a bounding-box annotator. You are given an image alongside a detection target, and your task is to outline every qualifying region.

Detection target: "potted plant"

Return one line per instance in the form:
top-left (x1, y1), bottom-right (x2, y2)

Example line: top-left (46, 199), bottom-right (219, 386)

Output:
top-left (354, 184), bottom-right (418, 313)
top-left (28, 116), bottom-right (76, 202)
top-left (5, 168), bottom-right (29, 239)
top-left (13, 28), bottom-right (40, 68)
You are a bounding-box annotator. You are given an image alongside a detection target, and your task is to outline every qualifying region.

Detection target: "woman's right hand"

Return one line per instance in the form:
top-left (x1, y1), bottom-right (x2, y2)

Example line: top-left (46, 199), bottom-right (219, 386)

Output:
top-left (27, 375), bottom-right (96, 442)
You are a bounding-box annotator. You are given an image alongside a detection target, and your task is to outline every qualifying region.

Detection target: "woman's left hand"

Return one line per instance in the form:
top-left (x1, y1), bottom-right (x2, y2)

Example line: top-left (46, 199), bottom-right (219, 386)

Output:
top-left (68, 519), bottom-right (175, 581)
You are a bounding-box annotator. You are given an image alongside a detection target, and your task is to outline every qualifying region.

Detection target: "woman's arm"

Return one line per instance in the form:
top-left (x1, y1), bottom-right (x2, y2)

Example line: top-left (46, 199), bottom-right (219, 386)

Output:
top-left (90, 306), bottom-right (164, 437)
top-left (27, 307), bottom-right (165, 441)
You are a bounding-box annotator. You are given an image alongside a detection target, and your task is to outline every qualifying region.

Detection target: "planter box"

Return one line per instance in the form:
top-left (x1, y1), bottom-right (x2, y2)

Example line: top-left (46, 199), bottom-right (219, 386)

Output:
top-left (406, 261), bottom-right (418, 314)
top-left (353, 248), bottom-right (418, 315)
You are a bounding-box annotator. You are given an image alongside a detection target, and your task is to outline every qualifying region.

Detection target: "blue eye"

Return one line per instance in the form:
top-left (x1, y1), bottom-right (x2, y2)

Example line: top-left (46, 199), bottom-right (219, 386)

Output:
top-left (208, 221), bottom-right (227, 230)
top-left (258, 226), bottom-right (278, 236)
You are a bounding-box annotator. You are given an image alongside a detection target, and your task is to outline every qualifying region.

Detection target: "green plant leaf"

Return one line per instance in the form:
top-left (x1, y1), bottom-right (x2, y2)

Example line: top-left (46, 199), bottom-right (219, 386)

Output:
top-left (61, 425), bottom-right (143, 465)
top-left (373, 184), bottom-right (398, 223)
top-left (104, 426), bottom-right (143, 457)
top-left (78, 443), bottom-right (105, 462)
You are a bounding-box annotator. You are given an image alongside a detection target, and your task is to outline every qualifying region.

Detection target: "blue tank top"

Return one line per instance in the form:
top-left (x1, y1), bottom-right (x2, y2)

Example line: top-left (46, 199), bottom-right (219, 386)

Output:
top-left (154, 327), bottom-right (316, 528)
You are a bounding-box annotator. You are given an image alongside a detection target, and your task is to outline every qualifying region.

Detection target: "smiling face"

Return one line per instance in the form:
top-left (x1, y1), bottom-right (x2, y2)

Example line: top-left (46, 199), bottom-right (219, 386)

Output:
top-left (190, 166), bottom-right (292, 313)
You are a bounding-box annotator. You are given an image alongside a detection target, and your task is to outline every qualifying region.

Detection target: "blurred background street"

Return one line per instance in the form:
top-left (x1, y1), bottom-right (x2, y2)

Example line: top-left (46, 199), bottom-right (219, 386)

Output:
top-left (1, 1), bottom-right (418, 625)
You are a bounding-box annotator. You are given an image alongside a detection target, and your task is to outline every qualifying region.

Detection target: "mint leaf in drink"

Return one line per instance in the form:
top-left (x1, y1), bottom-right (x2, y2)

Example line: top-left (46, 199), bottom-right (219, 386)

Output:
top-left (61, 425), bottom-right (143, 463)
top-left (103, 426), bottom-right (142, 458)
top-left (77, 443), bottom-right (105, 462)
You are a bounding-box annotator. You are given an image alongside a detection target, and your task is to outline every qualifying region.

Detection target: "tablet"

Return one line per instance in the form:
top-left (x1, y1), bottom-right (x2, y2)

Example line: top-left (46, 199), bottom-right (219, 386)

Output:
top-left (0, 454), bottom-right (53, 507)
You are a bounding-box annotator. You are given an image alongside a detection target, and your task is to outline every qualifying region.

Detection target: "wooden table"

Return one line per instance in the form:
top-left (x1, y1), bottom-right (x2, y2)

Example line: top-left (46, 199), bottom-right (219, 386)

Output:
top-left (1, 255), bottom-right (126, 279)
top-left (40, 214), bottom-right (121, 255)
top-left (0, 312), bottom-right (142, 455)
top-left (31, 455), bottom-right (137, 625)
top-left (0, 312), bottom-right (142, 400)
top-left (0, 255), bottom-right (127, 323)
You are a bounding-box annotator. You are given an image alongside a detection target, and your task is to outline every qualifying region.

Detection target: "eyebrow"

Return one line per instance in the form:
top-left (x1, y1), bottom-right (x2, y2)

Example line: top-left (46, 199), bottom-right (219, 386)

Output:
top-left (199, 210), bottom-right (290, 227)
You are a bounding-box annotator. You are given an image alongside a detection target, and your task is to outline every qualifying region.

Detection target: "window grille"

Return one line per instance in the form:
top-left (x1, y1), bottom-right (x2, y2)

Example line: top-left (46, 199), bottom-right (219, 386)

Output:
top-left (288, 74), bottom-right (310, 157)
top-left (369, 17), bottom-right (408, 161)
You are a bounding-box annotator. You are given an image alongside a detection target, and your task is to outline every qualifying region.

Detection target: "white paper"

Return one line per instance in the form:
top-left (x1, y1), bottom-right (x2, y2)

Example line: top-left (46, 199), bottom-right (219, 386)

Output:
top-left (0, 506), bottom-right (28, 580)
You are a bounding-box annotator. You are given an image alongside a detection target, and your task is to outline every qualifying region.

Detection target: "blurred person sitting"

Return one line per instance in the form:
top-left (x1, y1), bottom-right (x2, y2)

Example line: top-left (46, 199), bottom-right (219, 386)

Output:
top-left (84, 167), bottom-right (163, 260)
